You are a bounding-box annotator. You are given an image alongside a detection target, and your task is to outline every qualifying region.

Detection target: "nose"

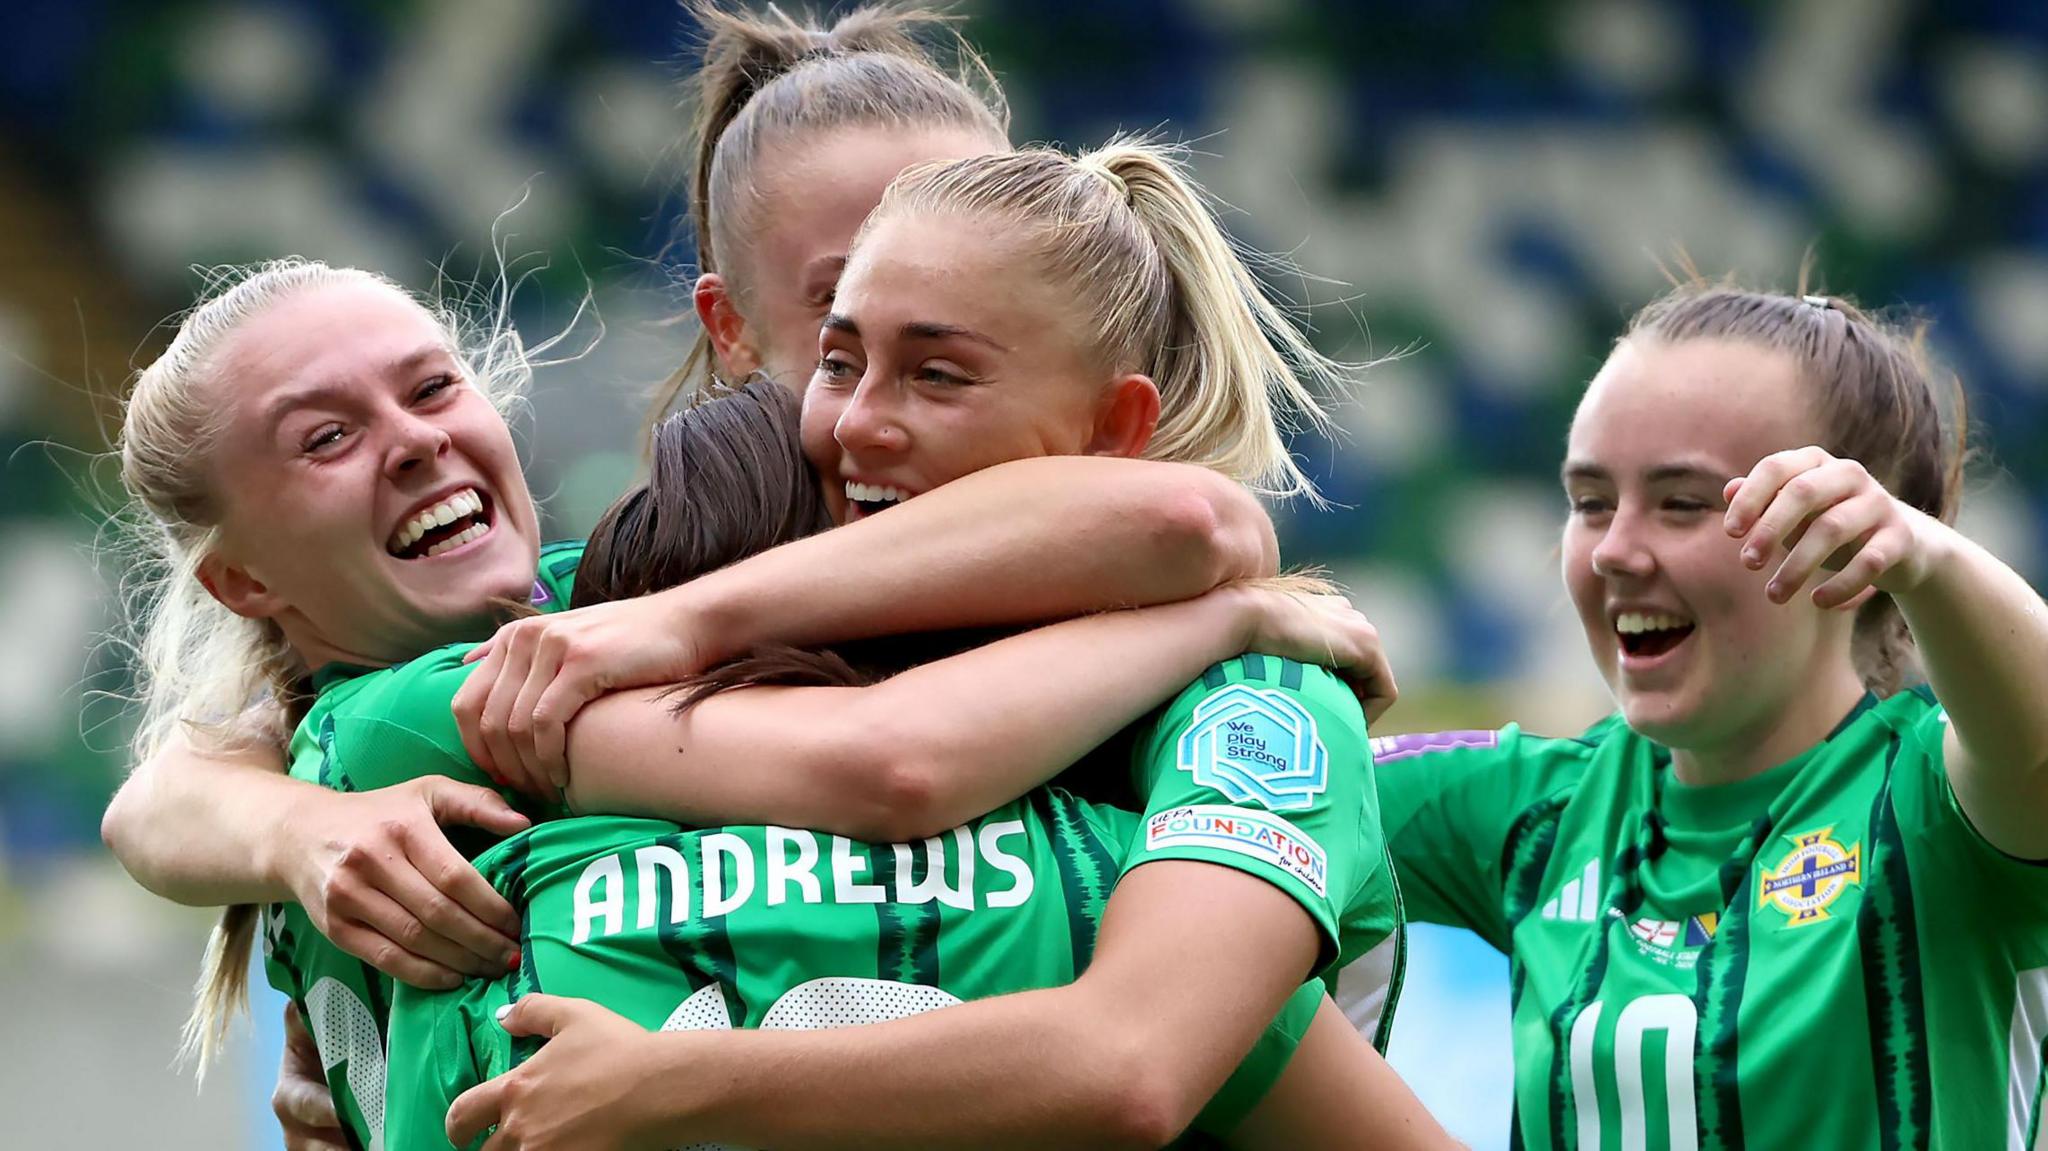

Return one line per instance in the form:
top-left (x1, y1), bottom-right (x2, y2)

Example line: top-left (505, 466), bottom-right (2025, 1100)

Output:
top-left (1589, 507), bottom-right (1656, 581)
top-left (384, 409), bottom-right (452, 478)
top-left (833, 373), bottom-right (909, 457)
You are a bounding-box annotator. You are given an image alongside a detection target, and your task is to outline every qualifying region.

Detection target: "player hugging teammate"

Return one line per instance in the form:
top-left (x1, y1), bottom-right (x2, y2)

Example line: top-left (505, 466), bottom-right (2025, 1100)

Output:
top-left (98, 2), bottom-right (2048, 1150)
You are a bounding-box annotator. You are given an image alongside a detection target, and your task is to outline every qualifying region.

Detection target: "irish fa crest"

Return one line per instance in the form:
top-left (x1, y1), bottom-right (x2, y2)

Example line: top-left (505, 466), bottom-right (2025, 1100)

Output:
top-left (1758, 826), bottom-right (1862, 926)
top-left (1177, 684), bottom-right (1328, 812)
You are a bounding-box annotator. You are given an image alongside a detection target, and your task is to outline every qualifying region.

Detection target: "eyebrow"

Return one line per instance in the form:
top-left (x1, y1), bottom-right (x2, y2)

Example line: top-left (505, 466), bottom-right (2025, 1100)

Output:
top-left (1560, 459), bottom-right (1730, 485)
top-left (821, 313), bottom-right (1010, 353)
top-left (261, 345), bottom-right (449, 428)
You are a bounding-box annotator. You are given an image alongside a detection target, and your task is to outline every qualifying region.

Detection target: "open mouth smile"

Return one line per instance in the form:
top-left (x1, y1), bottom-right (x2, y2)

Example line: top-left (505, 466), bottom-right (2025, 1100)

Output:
top-left (387, 487), bottom-right (495, 559)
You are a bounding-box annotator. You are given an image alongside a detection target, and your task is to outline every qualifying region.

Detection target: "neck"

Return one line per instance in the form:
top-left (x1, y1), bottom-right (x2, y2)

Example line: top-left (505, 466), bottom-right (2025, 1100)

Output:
top-left (1668, 663), bottom-right (1869, 787)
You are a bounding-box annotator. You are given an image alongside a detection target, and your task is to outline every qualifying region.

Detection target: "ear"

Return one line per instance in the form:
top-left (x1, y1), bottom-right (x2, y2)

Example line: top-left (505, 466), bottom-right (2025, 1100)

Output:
top-left (1086, 373), bottom-right (1162, 459)
top-left (693, 273), bottom-right (762, 380)
top-left (196, 552), bottom-right (285, 621)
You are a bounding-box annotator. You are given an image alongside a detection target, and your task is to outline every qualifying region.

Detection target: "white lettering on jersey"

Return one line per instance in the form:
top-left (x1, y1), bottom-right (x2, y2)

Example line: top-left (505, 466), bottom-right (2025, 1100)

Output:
top-left (571, 824), bottom-right (1042, 946)
top-left (766, 826), bottom-right (821, 906)
top-left (832, 835), bottom-right (887, 904)
top-left (571, 854), bottom-right (624, 945)
top-left (981, 820), bottom-right (1034, 908)
top-left (633, 845), bottom-right (688, 931)
top-left (896, 827), bottom-right (975, 910)
top-left (701, 833), bottom-right (755, 919)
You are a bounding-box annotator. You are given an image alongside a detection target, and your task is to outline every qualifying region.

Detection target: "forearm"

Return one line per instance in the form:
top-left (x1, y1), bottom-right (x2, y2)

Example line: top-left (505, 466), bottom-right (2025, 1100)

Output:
top-left (688, 457), bottom-right (1276, 659)
top-left (642, 863), bottom-right (1312, 1150)
top-left (101, 733), bottom-right (299, 904)
top-left (1897, 533), bottom-right (2048, 779)
top-left (861, 590), bottom-right (1258, 835)
top-left (646, 985), bottom-right (1160, 1151)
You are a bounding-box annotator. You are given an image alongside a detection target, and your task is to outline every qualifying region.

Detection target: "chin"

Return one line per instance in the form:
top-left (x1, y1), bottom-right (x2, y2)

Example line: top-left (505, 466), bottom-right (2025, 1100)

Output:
top-left (1617, 691), bottom-right (1704, 747)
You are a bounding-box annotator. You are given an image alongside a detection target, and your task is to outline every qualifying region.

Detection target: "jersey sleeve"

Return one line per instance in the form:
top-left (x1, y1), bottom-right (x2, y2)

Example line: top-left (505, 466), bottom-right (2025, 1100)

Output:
top-left (1373, 723), bottom-right (1596, 951)
top-left (1885, 694), bottom-right (2048, 906)
top-left (1120, 655), bottom-right (1374, 976)
top-left (1190, 980), bottom-right (1324, 1135)
top-left (314, 647), bottom-right (563, 822)
top-left (532, 539), bottom-right (584, 613)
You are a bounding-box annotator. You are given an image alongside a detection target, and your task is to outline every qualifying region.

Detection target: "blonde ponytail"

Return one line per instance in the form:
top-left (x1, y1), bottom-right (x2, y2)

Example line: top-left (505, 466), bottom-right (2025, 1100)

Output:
top-left (872, 139), bottom-right (1352, 500)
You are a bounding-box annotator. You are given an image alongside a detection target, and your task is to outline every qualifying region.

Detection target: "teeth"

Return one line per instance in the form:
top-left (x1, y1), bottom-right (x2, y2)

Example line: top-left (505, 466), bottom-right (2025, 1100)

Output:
top-left (845, 481), bottom-right (911, 505)
top-left (1616, 611), bottom-right (1691, 635)
top-left (390, 488), bottom-right (484, 553)
top-left (422, 523), bottom-right (488, 558)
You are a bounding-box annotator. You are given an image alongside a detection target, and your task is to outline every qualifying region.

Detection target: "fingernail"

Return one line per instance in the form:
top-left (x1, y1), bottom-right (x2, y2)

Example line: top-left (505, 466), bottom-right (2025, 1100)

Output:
top-left (495, 1004), bottom-right (513, 1022)
top-left (1766, 580), bottom-right (1784, 601)
top-left (1743, 547), bottom-right (1762, 567)
top-left (506, 948), bottom-right (522, 972)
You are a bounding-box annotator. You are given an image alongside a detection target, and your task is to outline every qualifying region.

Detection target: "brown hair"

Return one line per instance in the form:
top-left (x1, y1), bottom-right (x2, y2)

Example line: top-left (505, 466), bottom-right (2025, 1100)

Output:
top-left (581, 377), bottom-right (868, 698)
top-left (653, 0), bottom-right (1008, 418)
top-left (1625, 281), bottom-right (1969, 695)
top-left (861, 140), bottom-right (1349, 501)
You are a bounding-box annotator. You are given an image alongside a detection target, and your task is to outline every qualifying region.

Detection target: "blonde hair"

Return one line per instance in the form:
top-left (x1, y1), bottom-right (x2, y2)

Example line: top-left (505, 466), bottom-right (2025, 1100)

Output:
top-left (653, 0), bottom-right (1009, 418)
top-left (114, 256), bottom-right (537, 1076)
top-left (865, 140), bottom-right (1347, 501)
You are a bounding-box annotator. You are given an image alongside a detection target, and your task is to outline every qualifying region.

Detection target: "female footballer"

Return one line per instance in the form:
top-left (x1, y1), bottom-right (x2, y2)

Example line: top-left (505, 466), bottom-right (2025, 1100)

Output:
top-left (1369, 284), bottom-right (2048, 1148)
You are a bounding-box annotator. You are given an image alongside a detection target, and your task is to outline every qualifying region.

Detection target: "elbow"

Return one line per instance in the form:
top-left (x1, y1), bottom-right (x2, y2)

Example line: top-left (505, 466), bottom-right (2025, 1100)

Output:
top-left (101, 781), bottom-right (171, 895)
top-left (1084, 1032), bottom-right (1204, 1150)
top-left (840, 752), bottom-right (946, 843)
top-left (1148, 470), bottom-right (1277, 587)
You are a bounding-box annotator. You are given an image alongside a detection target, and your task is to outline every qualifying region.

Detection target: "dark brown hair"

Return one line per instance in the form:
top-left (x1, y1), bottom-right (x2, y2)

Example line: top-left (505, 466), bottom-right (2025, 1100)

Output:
top-left (579, 376), bottom-right (873, 703)
top-left (653, 0), bottom-right (1008, 419)
top-left (1625, 280), bottom-right (1969, 695)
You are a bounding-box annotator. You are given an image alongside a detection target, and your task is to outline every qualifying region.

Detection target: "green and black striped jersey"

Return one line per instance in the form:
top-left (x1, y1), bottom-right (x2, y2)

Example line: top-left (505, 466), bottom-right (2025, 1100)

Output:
top-left (261, 542), bottom-right (583, 1151)
top-left (383, 654), bottom-right (1398, 1151)
top-left (1374, 689), bottom-right (2048, 1150)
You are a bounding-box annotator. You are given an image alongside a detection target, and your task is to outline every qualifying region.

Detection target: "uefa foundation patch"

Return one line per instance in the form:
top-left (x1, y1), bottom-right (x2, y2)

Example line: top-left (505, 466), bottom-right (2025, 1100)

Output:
top-left (1176, 684), bottom-right (1329, 811)
top-left (1145, 804), bottom-right (1328, 897)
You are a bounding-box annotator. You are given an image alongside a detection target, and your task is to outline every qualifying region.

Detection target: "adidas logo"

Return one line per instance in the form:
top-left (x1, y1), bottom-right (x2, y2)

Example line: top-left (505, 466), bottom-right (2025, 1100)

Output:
top-left (1540, 858), bottom-right (1602, 923)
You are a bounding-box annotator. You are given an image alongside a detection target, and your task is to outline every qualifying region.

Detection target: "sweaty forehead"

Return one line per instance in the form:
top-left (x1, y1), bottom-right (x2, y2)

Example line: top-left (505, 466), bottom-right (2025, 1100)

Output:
top-left (1570, 336), bottom-right (1819, 474)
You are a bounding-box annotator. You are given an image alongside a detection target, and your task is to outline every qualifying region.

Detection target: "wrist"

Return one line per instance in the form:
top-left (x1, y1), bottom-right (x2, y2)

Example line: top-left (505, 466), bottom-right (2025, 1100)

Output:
top-left (635, 1030), bottom-right (722, 1143)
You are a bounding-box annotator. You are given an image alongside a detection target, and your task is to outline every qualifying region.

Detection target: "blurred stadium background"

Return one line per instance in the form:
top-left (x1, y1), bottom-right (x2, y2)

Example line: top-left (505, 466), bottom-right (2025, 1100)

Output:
top-left (1, 0), bottom-right (2042, 1146)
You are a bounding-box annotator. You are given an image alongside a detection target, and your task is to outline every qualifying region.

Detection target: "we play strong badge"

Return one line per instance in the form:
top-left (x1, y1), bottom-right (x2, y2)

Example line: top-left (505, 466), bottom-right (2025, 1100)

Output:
top-left (1177, 683), bottom-right (1329, 812)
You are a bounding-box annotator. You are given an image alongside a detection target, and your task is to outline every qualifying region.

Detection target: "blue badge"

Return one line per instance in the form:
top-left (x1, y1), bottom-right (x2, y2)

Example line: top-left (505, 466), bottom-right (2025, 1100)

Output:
top-left (1176, 684), bottom-right (1328, 812)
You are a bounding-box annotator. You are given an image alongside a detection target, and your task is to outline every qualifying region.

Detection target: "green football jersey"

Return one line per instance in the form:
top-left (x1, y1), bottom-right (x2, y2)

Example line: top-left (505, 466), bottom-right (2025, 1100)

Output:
top-left (1374, 689), bottom-right (2048, 1150)
top-left (1123, 654), bottom-right (1405, 1048)
top-left (384, 806), bottom-right (1327, 1151)
top-left (260, 542), bottom-right (583, 1151)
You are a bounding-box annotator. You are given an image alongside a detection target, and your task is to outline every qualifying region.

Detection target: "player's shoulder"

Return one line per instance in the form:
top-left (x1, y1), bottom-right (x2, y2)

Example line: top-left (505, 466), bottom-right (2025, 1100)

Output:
top-left (331, 643), bottom-right (479, 721)
top-left (1177, 654), bottom-right (1360, 712)
top-left (532, 538), bottom-right (585, 613)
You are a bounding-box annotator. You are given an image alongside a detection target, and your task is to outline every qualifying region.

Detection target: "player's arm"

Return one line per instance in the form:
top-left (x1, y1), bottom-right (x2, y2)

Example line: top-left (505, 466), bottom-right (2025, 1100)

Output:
top-left (457, 862), bottom-right (1322, 1151)
top-left (102, 722), bottom-right (527, 987)
top-left (561, 584), bottom-right (1390, 843)
top-left (1726, 446), bottom-right (2048, 857)
top-left (1226, 997), bottom-right (1458, 1151)
top-left (457, 455), bottom-right (1278, 790)
top-left (1373, 727), bottom-right (1584, 949)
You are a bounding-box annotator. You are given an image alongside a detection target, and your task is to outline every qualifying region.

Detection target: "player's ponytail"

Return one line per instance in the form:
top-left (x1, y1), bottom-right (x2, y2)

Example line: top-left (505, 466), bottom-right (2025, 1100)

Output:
top-left (654, 1), bottom-right (1008, 420)
top-left (870, 140), bottom-right (1351, 501)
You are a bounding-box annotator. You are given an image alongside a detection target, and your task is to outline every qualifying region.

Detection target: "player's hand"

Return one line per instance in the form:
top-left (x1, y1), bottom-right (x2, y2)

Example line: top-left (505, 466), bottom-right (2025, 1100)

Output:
top-left (1234, 583), bottom-right (1399, 723)
top-left (1724, 446), bottom-right (1942, 610)
top-left (454, 595), bottom-right (713, 799)
top-left (274, 1002), bottom-right (347, 1151)
top-left (277, 778), bottom-right (528, 989)
top-left (447, 995), bottom-right (669, 1151)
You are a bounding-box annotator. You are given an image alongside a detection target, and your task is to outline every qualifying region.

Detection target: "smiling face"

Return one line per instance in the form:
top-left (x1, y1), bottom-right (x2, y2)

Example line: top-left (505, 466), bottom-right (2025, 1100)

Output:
top-left (800, 210), bottom-right (1149, 522)
top-left (1562, 337), bottom-right (1864, 769)
top-left (199, 280), bottom-right (541, 669)
top-left (724, 125), bottom-right (1003, 391)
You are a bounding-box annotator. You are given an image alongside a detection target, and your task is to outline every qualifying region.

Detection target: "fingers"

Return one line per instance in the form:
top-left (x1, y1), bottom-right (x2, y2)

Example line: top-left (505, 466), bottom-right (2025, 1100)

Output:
top-left (326, 885), bottom-right (465, 989)
top-left (421, 776), bottom-right (533, 839)
top-left (480, 625), bottom-right (549, 798)
top-left (1810, 524), bottom-right (1912, 609)
top-left (508, 641), bottom-right (568, 794)
top-left (1767, 491), bottom-right (1888, 604)
top-left (1724, 446), bottom-right (1834, 538)
top-left (398, 810), bottom-right (523, 966)
top-left (455, 640), bottom-right (511, 782)
top-left (1738, 460), bottom-right (1871, 571)
top-left (448, 1077), bottom-right (508, 1148)
top-left (495, 993), bottom-right (571, 1040)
